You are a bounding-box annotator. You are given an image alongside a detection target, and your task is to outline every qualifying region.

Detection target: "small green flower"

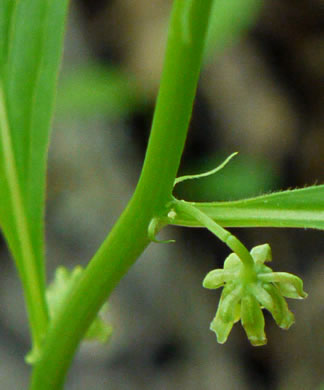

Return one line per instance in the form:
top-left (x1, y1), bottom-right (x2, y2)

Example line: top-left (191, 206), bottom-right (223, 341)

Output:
top-left (203, 244), bottom-right (307, 346)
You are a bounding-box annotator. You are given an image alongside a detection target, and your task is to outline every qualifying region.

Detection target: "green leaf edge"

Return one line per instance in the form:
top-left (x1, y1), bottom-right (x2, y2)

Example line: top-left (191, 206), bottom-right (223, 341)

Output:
top-left (168, 185), bottom-right (324, 230)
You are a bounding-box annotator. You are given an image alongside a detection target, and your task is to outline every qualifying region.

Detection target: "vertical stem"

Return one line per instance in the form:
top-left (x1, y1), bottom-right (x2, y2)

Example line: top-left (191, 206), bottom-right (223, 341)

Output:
top-left (30, 1), bottom-right (213, 389)
top-left (135, 0), bottom-right (213, 207)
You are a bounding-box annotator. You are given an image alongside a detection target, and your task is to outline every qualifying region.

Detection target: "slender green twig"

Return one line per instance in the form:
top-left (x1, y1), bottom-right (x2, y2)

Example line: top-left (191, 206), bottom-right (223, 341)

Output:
top-left (29, 1), bottom-right (213, 388)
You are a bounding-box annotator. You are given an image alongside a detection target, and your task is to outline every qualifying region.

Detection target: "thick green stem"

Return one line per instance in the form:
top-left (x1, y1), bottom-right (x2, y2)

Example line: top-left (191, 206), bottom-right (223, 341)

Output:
top-left (29, 1), bottom-right (213, 388)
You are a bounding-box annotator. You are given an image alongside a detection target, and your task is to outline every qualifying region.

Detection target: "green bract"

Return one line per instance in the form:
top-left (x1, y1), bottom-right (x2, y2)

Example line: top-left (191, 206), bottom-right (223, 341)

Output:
top-left (203, 244), bottom-right (307, 346)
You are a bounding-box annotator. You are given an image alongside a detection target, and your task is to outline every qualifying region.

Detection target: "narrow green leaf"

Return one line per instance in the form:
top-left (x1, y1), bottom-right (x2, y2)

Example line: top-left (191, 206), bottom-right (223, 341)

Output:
top-left (2, 0), bottom-right (69, 282)
top-left (170, 186), bottom-right (324, 230)
top-left (0, 0), bottom-right (15, 70)
top-left (0, 0), bottom-right (69, 350)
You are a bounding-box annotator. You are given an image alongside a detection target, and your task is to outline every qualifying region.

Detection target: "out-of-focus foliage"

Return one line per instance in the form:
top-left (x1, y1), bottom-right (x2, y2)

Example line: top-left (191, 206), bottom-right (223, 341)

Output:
top-left (56, 63), bottom-right (144, 119)
top-left (206, 0), bottom-right (263, 58)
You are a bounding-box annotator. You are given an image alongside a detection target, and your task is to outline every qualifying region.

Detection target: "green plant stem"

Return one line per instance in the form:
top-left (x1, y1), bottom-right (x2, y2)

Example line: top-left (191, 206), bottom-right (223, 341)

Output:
top-left (0, 83), bottom-right (48, 354)
top-left (173, 199), bottom-right (255, 268)
top-left (30, 1), bottom-right (213, 388)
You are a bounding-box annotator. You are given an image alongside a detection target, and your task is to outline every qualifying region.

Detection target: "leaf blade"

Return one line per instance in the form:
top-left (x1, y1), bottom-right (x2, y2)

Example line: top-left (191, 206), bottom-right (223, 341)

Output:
top-left (170, 186), bottom-right (324, 230)
top-left (0, 0), bottom-right (69, 350)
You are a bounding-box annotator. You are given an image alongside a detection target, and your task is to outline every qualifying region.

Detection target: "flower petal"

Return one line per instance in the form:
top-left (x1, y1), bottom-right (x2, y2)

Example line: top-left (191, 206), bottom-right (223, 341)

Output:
top-left (203, 269), bottom-right (233, 289)
top-left (224, 253), bottom-right (241, 270)
top-left (250, 244), bottom-right (272, 264)
top-left (262, 283), bottom-right (295, 329)
top-left (209, 284), bottom-right (243, 343)
top-left (233, 302), bottom-right (241, 323)
top-left (210, 311), bottom-right (235, 344)
top-left (241, 294), bottom-right (267, 346)
top-left (258, 272), bottom-right (307, 299)
top-left (251, 282), bottom-right (274, 311)
top-left (218, 284), bottom-right (243, 322)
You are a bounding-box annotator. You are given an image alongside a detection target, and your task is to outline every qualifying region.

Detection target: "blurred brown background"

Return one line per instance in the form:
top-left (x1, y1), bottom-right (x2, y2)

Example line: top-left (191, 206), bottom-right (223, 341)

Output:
top-left (0, 0), bottom-right (323, 389)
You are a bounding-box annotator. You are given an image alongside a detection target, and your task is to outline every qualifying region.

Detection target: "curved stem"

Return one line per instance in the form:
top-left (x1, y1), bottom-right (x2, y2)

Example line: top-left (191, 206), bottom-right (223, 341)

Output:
top-left (29, 1), bottom-right (213, 388)
top-left (173, 199), bottom-right (255, 268)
